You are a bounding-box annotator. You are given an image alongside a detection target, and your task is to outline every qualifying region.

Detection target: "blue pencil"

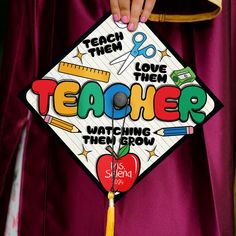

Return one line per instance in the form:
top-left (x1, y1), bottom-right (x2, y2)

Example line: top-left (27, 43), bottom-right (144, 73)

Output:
top-left (154, 126), bottom-right (194, 136)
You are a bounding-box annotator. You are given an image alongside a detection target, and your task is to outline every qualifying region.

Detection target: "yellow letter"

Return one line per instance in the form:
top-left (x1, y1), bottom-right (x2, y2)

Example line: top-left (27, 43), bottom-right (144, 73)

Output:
top-left (54, 81), bottom-right (80, 116)
top-left (130, 84), bottom-right (155, 121)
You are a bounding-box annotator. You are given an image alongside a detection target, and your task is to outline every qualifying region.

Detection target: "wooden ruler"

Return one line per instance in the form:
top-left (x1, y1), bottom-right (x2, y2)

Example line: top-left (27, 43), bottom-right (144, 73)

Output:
top-left (58, 61), bottom-right (110, 83)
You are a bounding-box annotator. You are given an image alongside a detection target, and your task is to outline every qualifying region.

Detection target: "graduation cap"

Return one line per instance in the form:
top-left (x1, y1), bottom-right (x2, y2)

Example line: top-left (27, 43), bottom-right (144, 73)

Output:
top-left (21, 13), bottom-right (222, 236)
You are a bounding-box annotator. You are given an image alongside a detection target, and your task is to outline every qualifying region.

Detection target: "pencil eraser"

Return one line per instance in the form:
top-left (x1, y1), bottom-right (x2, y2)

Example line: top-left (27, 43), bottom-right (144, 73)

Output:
top-left (188, 126), bottom-right (194, 134)
top-left (44, 115), bottom-right (50, 123)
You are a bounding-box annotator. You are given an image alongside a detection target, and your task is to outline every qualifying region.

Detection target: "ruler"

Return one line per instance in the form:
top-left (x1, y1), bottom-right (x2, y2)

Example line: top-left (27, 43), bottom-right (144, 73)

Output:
top-left (58, 61), bottom-right (110, 83)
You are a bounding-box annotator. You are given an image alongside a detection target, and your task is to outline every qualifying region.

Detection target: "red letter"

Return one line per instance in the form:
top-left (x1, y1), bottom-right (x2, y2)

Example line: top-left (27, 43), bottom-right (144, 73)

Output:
top-left (154, 86), bottom-right (180, 121)
top-left (32, 79), bottom-right (57, 115)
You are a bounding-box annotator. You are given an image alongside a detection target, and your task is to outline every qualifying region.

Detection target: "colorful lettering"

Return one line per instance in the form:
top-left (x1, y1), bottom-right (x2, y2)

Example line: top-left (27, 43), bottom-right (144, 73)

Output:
top-left (31, 79), bottom-right (207, 124)
top-left (130, 84), bottom-right (156, 121)
top-left (32, 79), bottom-right (57, 115)
top-left (78, 82), bottom-right (104, 118)
top-left (179, 86), bottom-right (207, 124)
top-left (104, 83), bottom-right (131, 119)
top-left (54, 81), bottom-right (80, 116)
top-left (154, 86), bottom-right (180, 121)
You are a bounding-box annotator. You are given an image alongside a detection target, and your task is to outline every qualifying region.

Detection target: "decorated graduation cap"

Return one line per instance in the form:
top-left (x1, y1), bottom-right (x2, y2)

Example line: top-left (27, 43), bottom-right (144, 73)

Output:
top-left (22, 13), bottom-right (222, 236)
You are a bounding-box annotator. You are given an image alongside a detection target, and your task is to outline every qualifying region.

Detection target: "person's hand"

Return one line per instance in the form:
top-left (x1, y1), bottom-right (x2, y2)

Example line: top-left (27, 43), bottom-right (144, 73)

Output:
top-left (110, 0), bottom-right (156, 31)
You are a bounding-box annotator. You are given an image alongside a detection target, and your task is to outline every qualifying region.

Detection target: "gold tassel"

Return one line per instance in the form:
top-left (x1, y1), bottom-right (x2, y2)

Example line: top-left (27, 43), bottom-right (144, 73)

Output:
top-left (105, 191), bottom-right (115, 236)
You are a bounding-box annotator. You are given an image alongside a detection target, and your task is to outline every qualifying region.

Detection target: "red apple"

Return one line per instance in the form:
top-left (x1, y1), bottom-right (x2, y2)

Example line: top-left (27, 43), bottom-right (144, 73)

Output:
top-left (96, 146), bottom-right (140, 192)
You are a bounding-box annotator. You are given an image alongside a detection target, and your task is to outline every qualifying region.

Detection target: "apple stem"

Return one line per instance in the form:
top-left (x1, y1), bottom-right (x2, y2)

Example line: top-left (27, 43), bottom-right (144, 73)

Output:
top-left (106, 146), bottom-right (119, 159)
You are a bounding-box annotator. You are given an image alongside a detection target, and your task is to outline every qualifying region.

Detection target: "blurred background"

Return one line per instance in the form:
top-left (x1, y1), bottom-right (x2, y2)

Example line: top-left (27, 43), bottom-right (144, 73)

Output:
top-left (0, 0), bottom-right (8, 67)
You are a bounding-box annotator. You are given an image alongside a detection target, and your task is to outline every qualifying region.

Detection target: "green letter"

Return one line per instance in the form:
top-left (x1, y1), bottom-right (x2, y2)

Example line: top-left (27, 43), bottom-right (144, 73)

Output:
top-left (78, 82), bottom-right (104, 119)
top-left (179, 86), bottom-right (207, 124)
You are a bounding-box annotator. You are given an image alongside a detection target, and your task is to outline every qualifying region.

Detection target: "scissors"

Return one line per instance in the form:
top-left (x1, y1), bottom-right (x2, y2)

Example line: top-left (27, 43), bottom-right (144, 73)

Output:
top-left (110, 32), bottom-right (156, 75)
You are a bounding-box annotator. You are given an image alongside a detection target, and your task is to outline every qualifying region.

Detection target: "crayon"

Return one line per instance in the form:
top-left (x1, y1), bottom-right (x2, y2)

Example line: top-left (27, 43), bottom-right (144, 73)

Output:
top-left (154, 126), bottom-right (194, 136)
top-left (44, 115), bottom-right (81, 133)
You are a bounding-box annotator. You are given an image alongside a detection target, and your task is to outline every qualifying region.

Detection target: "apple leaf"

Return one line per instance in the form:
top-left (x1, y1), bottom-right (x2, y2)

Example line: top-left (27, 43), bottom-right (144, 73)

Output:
top-left (117, 145), bottom-right (130, 158)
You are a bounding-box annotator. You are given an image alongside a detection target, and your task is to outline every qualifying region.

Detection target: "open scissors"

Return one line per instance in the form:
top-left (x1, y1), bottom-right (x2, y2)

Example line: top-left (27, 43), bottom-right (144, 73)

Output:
top-left (110, 32), bottom-right (156, 75)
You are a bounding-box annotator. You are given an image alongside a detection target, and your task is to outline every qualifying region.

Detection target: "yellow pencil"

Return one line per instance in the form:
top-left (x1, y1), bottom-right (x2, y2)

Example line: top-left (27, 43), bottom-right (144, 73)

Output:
top-left (44, 115), bottom-right (81, 133)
